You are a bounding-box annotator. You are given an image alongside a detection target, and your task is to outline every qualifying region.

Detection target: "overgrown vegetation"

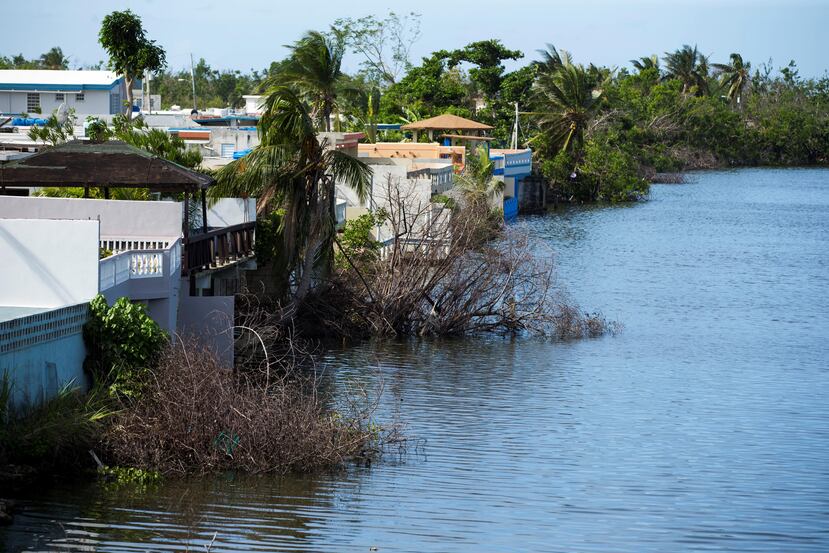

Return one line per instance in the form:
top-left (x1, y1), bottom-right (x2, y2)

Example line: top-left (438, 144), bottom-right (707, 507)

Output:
top-left (103, 339), bottom-right (390, 475)
top-left (83, 295), bottom-right (168, 402)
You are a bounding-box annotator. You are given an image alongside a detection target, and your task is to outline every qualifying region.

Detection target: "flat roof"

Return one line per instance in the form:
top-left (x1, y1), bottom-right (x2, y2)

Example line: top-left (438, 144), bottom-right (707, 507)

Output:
top-left (0, 70), bottom-right (121, 91)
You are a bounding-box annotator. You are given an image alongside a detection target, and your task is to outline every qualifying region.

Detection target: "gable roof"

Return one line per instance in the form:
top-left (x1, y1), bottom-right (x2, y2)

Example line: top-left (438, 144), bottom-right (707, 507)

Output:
top-left (0, 70), bottom-right (121, 91)
top-left (0, 140), bottom-right (213, 192)
top-left (400, 113), bottom-right (494, 131)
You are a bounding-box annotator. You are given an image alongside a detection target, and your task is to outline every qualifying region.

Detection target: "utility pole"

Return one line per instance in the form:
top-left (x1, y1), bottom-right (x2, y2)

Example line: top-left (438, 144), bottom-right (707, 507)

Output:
top-left (190, 53), bottom-right (198, 113)
top-left (510, 102), bottom-right (519, 150)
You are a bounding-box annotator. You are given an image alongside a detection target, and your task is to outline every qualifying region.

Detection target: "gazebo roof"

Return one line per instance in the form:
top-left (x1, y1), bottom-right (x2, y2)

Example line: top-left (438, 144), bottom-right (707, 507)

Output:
top-left (0, 140), bottom-right (214, 192)
top-left (401, 113), bottom-right (494, 131)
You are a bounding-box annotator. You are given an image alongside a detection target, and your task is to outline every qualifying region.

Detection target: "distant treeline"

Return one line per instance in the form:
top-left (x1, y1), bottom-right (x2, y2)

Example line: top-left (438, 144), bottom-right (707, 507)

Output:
top-left (6, 15), bottom-right (829, 202)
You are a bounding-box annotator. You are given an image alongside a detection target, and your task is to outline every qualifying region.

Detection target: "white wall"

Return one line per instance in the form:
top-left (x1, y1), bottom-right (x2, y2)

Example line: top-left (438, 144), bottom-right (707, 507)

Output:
top-left (206, 198), bottom-right (256, 227)
top-left (0, 89), bottom-right (112, 116)
top-left (0, 196), bottom-right (182, 239)
top-left (0, 218), bottom-right (99, 308)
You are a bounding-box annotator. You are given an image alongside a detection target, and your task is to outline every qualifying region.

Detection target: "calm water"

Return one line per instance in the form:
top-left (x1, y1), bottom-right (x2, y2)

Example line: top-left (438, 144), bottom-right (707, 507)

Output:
top-left (3, 168), bottom-right (828, 552)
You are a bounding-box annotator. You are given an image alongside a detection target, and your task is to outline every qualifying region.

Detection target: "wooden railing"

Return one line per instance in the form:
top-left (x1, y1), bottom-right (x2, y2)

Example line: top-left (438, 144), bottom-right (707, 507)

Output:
top-left (183, 221), bottom-right (256, 274)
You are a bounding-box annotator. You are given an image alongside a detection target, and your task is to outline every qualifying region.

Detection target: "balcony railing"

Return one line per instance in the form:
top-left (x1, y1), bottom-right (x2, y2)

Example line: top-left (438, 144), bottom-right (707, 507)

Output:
top-left (183, 221), bottom-right (256, 274)
top-left (99, 239), bottom-right (181, 291)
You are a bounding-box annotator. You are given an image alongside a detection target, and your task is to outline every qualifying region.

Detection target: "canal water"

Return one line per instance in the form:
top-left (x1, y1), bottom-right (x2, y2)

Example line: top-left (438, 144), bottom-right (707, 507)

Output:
top-left (2, 168), bottom-right (828, 552)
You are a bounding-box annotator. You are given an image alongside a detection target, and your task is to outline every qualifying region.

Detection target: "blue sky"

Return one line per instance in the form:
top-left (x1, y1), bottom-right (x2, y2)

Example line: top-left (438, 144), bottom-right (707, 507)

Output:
top-left (1, 0), bottom-right (826, 78)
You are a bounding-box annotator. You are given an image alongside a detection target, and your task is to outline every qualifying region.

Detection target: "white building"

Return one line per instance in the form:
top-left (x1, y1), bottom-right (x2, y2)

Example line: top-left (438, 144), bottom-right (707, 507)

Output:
top-left (0, 70), bottom-right (127, 116)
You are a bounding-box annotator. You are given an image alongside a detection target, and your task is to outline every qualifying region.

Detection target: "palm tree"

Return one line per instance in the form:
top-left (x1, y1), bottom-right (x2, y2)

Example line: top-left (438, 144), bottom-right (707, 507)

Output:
top-left (456, 148), bottom-right (504, 204)
top-left (712, 53), bottom-right (752, 108)
top-left (535, 44), bottom-right (563, 73)
top-left (273, 31), bottom-right (346, 132)
top-left (631, 55), bottom-right (660, 73)
top-left (211, 87), bottom-right (371, 301)
top-left (663, 45), bottom-right (709, 96)
top-left (39, 47), bottom-right (68, 70)
top-left (528, 51), bottom-right (606, 155)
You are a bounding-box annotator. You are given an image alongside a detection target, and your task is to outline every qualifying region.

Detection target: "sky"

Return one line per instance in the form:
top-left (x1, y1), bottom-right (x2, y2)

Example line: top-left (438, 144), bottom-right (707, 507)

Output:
top-left (1, 0), bottom-right (827, 78)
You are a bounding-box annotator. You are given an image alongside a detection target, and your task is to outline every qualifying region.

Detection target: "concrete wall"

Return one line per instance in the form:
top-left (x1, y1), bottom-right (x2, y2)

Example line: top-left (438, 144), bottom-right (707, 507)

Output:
top-left (0, 218), bottom-right (99, 308)
top-left (0, 303), bottom-right (89, 410)
top-left (177, 294), bottom-right (234, 367)
top-left (0, 196), bottom-right (182, 240)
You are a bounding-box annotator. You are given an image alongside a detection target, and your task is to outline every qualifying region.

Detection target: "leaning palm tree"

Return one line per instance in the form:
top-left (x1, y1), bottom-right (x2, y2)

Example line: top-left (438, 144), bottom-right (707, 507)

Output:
top-left (712, 53), bottom-right (752, 108)
top-left (210, 87), bottom-right (370, 301)
top-left (272, 31), bottom-right (346, 132)
top-left (663, 45), bottom-right (709, 96)
top-left (528, 51), bottom-right (606, 156)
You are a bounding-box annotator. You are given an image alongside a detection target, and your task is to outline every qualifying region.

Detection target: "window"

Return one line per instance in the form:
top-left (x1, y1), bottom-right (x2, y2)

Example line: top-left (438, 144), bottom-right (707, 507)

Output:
top-left (55, 93), bottom-right (65, 102)
top-left (109, 93), bottom-right (121, 114)
top-left (75, 93), bottom-right (85, 102)
top-left (26, 93), bottom-right (40, 112)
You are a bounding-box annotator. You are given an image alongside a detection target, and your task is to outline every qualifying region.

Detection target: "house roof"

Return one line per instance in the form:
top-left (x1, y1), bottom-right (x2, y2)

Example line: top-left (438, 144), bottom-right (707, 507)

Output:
top-left (0, 70), bottom-right (121, 91)
top-left (401, 113), bottom-right (494, 131)
top-left (0, 140), bottom-right (214, 192)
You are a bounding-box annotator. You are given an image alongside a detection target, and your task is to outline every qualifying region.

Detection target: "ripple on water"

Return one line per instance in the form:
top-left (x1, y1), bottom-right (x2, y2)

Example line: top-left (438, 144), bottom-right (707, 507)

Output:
top-left (2, 168), bottom-right (828, 552)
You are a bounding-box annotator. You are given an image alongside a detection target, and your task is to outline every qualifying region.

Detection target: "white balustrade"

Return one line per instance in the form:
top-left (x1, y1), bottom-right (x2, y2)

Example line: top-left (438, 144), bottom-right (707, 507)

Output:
top-left (99, 238), bottom-right (181, 291)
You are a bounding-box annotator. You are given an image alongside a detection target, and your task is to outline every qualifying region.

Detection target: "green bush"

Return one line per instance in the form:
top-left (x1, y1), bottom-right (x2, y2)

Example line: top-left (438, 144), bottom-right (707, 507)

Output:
top-left (336, 214), bottom-right (381, 270)
top-left (83, 295), bottom-right (167, 402)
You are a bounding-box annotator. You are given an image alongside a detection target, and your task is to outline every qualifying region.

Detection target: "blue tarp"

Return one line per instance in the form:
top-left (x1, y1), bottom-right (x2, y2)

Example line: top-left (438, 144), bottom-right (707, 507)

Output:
top-left (11, 117), bottom-right (48, 126)
top-left (232, 149), bottom-right (253, 159)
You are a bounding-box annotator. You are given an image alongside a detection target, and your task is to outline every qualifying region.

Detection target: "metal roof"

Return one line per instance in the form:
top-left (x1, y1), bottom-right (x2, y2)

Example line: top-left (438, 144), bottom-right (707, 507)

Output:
top-left (0, 70), bottom-right (121, 91)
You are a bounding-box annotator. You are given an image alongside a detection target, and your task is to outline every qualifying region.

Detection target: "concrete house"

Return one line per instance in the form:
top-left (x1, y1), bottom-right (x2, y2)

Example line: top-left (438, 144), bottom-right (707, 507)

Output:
top-left (0, 70), bottom-right (127, 116)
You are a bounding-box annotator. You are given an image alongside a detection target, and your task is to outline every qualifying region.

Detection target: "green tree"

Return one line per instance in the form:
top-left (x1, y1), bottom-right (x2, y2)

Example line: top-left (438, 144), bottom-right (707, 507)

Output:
top-left (99, 10), bottom-right (167, 118)
top-left (446, 40), bottom-right (523, 100)
top-left (211, 87), bottom-right (371, 301)
top-left (713, 53), bottom-right (751, 107)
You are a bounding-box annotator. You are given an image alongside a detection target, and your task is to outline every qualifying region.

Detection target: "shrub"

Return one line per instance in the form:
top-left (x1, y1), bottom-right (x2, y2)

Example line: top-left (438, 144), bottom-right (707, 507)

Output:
top-left (83, 295), bottom-right (167, 402)
top-left (103, 340), bottom-right (388, 475)
top-left (335, 213), bottom-right (381, 270)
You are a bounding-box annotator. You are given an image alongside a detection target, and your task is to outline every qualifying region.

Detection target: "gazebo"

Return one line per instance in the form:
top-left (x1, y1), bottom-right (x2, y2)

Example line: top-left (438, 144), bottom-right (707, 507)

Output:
top-left (400, 113), bottom-right (494, 145)
top-left (0, 140), bottom-right (214, 237)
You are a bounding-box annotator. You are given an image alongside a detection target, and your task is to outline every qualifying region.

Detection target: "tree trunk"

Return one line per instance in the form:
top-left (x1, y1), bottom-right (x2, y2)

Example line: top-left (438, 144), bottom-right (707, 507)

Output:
top-left (124, 76), bottom-right (134, 120)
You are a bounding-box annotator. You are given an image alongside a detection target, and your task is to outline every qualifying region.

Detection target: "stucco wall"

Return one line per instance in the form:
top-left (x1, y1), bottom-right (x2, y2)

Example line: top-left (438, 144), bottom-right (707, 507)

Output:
top-left (0, 196), bottom-right (182, 239)
top-left (0, 89), bottom-right (114, 116)
top-left (0, 218), bottom-right (99, 308)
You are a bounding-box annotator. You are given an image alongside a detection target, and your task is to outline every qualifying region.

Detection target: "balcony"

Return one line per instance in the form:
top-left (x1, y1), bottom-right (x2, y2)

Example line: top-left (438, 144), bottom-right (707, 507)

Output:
top-left (99, 239), bottom-right (181, 300)
top-left (183, 222), bottom-right (256, 275)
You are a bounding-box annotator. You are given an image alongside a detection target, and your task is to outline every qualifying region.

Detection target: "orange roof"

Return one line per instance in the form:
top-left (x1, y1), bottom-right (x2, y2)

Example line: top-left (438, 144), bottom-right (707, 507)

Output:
top-left (401, 113), bottom-right (493, 131)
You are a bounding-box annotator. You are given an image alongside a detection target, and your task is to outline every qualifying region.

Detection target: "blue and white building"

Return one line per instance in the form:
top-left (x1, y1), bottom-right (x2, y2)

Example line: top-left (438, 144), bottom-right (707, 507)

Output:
top-left (0, 70), bottom-right (127, 116)
top-left (490, 148), bottom-right (534, 220)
